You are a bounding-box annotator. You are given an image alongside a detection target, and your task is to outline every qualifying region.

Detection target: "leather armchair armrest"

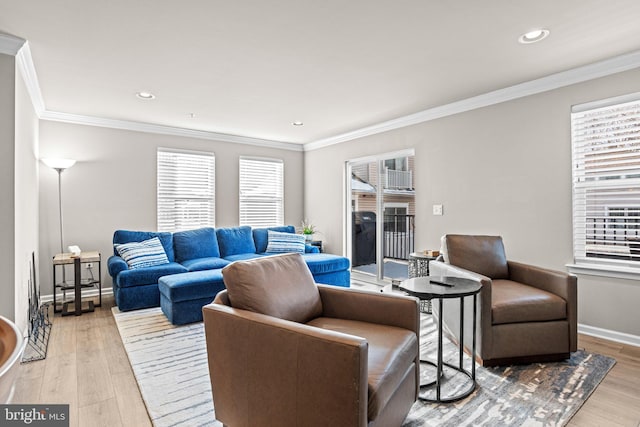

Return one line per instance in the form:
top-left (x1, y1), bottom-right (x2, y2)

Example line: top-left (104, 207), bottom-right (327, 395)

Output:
top-left (508, 260), bottom-right (578, 351)
top-left (203, 303), bottom-right (368, 427)
top-left (507, 261), bottom-right (576, 302)
top-left (429, 260), bottom-right (493, 356)
top-left (107, 255), bottom-right (128, 278)
top-left (317, 284), bottom-right (419, 335)
top-left (429, 260), bottom-right (492, 299)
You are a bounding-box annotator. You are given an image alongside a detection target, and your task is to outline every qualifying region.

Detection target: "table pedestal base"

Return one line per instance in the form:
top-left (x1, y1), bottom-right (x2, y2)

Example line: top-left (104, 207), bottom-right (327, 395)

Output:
top-left (419, 359), bottom-right (476, 403)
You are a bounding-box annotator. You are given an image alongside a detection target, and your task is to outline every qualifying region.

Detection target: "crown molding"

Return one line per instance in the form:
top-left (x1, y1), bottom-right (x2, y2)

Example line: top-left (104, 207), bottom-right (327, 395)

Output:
top-left (304, 49), bottom-right (640, 152)
top-left (39, 110), bottom-right (304, 152)
top-left (11, 32), bottom-right (640, 153)
top-left (16, 42), bottom-right (45, 115)
top-left (0, 33), bottom-right (25, 56)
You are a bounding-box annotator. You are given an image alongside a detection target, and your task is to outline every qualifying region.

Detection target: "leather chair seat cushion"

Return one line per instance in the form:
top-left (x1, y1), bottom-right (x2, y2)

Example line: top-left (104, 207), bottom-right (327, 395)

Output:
top-left (222, 253), bottom-right (323, 323)
top-left (306, 317), bottom-right (418, 421)
top-left (492, 280), bottom-right (567, 325)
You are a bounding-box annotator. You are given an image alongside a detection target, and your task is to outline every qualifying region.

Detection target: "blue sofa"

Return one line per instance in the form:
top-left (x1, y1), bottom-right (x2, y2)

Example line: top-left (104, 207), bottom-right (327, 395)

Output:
top-left (108, 225), bottom-right (350, 323)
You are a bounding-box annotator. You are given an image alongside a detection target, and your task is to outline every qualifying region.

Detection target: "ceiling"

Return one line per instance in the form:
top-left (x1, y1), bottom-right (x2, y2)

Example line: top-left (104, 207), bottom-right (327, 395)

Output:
top-left (2, 1), bottom-right (640, 145)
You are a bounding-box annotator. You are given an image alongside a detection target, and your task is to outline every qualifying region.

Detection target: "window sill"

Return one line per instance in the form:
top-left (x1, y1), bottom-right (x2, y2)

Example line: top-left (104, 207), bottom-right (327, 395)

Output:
top-left (566, 263), bottom-right (640, 281)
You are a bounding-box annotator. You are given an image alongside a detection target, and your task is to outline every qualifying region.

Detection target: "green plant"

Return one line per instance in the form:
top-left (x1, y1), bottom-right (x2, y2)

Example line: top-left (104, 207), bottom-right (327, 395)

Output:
top-left (301, 219), bottom-right (316, 235)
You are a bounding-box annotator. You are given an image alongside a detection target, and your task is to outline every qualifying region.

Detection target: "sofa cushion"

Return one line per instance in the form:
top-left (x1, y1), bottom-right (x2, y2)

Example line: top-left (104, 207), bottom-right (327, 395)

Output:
top-left (181, 257), bottom-right (230, 272)
top-left (445, 235), bottom-right (509, 279)
top-left (491, 279), bottom-right (567, 325)
top-left (117, 262), bottom-right (188, 288)
top-left (113, 230), bottom-right (175, 262)
top-left (222, 253), bottom-right (323, 323)
top-left (158, 269), bottom-right (225, 303)
top-left (223, 253), bottom-right (269, 262)
top-left (302, 253), bottom-right (351, 274)
top-left (306, 317), bottom-right (418, 421)
top-left (115, 237), bottom-right (170, 269)
top-left (216, 226), bottom-right (256, 257)
top-left (173, 227), bottom-right (220, 262)
top-left (253, 225), bottom-right (296, 253)
top-left (265, 230), bottom-right (306, 254)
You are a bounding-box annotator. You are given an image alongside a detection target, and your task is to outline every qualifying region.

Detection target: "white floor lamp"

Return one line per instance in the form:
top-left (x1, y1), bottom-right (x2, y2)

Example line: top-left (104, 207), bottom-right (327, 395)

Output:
top-left (42, 158), bottom-right (76, 286)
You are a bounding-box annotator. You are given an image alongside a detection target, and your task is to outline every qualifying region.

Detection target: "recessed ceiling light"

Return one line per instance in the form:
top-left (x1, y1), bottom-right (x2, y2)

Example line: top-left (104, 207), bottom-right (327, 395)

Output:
top-left (292, 121), bottom-right (304, 126)
top-left (518, 29), bottom-right (550, 44)
top-left (136, 91), bottom-right (155, 100)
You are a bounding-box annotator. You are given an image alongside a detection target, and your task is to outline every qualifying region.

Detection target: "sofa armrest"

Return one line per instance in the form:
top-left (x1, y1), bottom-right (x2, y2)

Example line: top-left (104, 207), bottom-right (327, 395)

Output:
top-left (107, 255), bottom-right (128, 278)
top-left (508, 260), bottom-right (578, 351)
top-left (317, 285), bottom-right (419, 335)
top-left (305, 244), bottom-right (320, 253)
top-left (202, 303), bottom-right (368, 427)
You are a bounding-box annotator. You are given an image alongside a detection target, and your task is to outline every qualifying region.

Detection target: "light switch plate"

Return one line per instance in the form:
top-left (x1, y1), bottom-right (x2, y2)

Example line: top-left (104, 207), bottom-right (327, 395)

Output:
top-left (433, 204), bottom-right (443, 215)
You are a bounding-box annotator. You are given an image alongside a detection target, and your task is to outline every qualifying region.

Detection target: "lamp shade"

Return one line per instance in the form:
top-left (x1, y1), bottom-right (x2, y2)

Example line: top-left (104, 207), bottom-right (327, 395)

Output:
top-left (42, 158), bottom-right (76, 170)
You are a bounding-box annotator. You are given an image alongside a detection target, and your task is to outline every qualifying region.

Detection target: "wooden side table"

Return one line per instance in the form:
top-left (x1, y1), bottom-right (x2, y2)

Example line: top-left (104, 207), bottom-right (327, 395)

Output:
top-left (52, 251), bottom-right (102, 316)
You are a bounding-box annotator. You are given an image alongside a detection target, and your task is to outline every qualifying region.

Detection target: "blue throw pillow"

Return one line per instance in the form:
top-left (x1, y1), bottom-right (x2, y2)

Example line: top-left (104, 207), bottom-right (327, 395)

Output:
top-left (253, 225), bottom-right (296, 253)
top-left (115, 237), bottom-right (170, 269)
top-left (265, 230), bottom-right (306, 254)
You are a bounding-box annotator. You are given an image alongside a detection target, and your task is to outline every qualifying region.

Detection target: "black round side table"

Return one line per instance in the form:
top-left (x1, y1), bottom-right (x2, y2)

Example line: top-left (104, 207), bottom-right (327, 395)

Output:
top-left (400, 276), bottom-right (481, 403)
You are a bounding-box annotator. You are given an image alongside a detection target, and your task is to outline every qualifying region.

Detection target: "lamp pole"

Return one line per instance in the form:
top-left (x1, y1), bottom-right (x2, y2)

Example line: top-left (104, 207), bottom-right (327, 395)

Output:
top-left (42, 158), bottom-right (76, 287)
top-left (55, 167), bottom-right (65, 255)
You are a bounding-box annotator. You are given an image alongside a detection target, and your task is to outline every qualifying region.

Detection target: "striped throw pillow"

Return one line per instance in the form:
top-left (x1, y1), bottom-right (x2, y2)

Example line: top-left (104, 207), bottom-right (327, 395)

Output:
top-left (265, 230), bottom-right (306, 254)
top-left (115, 237), bottom-right (170, 269)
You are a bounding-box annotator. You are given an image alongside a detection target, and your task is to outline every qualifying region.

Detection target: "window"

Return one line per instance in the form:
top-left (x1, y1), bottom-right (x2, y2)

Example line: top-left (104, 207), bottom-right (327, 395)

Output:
top-left (239, 157), bottom-right (284, 227)
top-left (571, 93), bottom-right (640, 268)
top-left (157, 148), bottom-right (215, 232)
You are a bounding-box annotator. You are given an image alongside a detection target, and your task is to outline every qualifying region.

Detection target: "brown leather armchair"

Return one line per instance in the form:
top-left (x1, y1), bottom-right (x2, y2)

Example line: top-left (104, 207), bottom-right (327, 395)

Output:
top-left (430, 235), bottom-right (577, 367)
top-left (202, 253), bottom-right (420, 427)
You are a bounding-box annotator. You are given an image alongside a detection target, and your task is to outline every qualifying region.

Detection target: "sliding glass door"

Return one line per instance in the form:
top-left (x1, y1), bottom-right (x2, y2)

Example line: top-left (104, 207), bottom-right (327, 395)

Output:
top-left (347, 149), bottom-right (415, 284)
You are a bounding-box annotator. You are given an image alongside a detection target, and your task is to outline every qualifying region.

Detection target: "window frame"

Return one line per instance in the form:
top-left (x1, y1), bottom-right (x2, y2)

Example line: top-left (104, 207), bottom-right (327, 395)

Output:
top-left (569, 91), bottom-right (640, 278)
top-left (238, 156), bottom-right (284, 228)
top-left (157, 147), bottom-right (215, 232)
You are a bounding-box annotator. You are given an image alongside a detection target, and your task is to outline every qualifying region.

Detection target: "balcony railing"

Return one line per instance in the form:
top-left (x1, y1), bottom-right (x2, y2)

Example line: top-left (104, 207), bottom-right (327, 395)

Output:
top-left (384, 214), bottom-right (415, 260)
top-left (586, 216), bottom-right (640, 260)
top-left (384, 168), bottom-right (412, 189)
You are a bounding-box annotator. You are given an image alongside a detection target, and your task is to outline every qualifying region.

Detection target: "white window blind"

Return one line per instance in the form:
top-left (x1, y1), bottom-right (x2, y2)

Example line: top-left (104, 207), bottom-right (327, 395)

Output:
top-left (239, 157), bottom-right (284, 227)
top-left (157, 148), bottom-right (215, 232)
top-left (571, 93), bottom-right (640, 267)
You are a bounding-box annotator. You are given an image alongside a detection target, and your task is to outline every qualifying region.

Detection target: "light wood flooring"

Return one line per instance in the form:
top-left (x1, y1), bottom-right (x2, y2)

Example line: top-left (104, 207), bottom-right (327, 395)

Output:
top-left (13, 295), bottom-right (640, 427)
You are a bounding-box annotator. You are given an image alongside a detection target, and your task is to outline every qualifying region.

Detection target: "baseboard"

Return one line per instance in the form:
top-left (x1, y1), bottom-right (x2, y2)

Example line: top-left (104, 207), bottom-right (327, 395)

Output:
top-left (578, 323), bottom-right (640, 348)
top-left (40, 287), bottom-right (114, 304)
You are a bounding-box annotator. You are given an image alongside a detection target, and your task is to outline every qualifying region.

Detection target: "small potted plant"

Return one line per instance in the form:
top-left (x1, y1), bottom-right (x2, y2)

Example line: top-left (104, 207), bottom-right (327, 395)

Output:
top-left (301, 219), bottom-right (316, 242)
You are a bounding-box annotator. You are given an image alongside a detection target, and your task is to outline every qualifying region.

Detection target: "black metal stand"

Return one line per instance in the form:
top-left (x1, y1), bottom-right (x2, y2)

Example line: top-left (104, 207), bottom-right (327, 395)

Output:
top-left (61, 257), bottom-right (95, 316)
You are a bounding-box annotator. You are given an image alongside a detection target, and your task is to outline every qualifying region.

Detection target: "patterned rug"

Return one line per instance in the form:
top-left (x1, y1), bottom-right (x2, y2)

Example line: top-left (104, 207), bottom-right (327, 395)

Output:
top-left (113, 307), bottom-right (615, 427)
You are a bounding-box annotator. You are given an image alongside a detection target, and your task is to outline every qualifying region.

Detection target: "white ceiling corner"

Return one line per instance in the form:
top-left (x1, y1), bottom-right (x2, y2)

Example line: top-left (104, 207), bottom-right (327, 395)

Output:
top-left (304, 49), bottom-right (640, 152)
top-left (3, 2), bottom-right (640, 151)
top-left (0, 33), bottom-right (25, 56)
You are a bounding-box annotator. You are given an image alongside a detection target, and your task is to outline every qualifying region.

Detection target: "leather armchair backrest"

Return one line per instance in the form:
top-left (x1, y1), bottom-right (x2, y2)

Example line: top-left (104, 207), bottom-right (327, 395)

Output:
top-left (221, 253), bottom-right (323, 323)
top-left (445, 235), bottom-right (509, 279)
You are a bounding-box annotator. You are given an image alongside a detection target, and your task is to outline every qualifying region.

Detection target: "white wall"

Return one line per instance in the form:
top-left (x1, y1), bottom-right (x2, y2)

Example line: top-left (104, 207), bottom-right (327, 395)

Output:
top-left (305, 68), bottom-right (640, 338)
top-left (38, 121), bottom-right (304, 296)
top-left (0, 53), bottom-right (16, 322)
top-left (14, 58), bottom-right (39, 332)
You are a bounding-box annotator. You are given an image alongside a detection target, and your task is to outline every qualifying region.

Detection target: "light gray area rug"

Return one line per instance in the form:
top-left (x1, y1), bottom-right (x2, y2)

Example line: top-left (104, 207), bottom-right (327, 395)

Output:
top-left (113, 307), bottom-right (615, 427)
